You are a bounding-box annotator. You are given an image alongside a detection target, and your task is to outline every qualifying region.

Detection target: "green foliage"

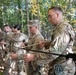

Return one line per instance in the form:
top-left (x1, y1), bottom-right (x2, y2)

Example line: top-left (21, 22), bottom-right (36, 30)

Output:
top-left (38, 0), bottom-right (76, 38)
top-left (0, 0), bottom-right (75, 35)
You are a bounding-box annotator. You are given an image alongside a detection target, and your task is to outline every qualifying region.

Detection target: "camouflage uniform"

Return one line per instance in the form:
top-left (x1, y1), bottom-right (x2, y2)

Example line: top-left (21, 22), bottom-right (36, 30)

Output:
top-left (0, 30), bottom-right (6, 73)
top-left (48, 19), bottom-right (75, 75)
top-left (2, 30), bottom-right (14, 75)
top-left (27, 30), bottom-right (45, 75)
top-left (0, 30), bottom-right (6, 57)
top-left (7, 32), bottom-right (28, 75)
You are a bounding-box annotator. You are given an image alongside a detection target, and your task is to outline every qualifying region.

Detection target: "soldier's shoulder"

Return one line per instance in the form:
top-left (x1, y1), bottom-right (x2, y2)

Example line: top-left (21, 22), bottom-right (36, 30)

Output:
top-left (57, 21), bottom-right (72, 33)
top-left (57, 24), bottom-right (66, 34)
top-left (35, 34), bottom-right (44, 41)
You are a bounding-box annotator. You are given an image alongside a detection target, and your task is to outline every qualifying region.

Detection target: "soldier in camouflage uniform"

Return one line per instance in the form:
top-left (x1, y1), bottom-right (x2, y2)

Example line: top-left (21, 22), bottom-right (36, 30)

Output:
top-left (3, 25), bottom-right (13, 40)
top-left (7, 25), bottom-right (28, 75)
top-left (24, 20), bottom-right (46, 75)
top-left (40, 6), bottom-right (75, 75)
top-left (3, 25), bottom-right (13, 52)
top-left (2, 25), bottom-right (14, 75)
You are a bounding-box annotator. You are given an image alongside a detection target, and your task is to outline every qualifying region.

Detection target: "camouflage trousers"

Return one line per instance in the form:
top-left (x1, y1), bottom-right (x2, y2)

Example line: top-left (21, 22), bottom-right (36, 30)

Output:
top-left (26, 58), bottom-right (75, 75)
top-left (3, 59), bottom-right (28, 75)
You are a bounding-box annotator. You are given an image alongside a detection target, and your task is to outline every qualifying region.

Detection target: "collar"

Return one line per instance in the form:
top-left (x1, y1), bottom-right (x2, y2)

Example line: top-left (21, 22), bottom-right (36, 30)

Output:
top-left (30, 31), bottom-right (40, 38)
top-left (54, 19), bottom-right (64, 30)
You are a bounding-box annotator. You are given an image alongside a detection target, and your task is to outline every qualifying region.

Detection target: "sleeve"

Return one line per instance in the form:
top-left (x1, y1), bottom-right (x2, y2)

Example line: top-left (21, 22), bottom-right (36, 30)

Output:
top-left (65, 24), bottom-right (75, 53)
top-left (67, 25), bottom-right (75, 41)
top-left (49, 25), bottom-right (70, 58)
top-left (17, 34), bottom-right (28, 59)
top-left (30, 35), bottom-right (47, 61)
top-left (25, 35), bottom-right (28, 43)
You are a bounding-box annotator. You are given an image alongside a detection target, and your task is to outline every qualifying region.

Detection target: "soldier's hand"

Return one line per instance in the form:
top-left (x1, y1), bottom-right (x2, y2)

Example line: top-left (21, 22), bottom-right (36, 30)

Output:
top-left (39, 41), bottom-right (45, 48)
top-left (0, 40), bottom-right (6, 46)
top-left (24, 53), bottom-right (35, 62)
top-left (20, 42), bottom-right (25, 48)
top-left (10, 53), bottom-right (18, 59)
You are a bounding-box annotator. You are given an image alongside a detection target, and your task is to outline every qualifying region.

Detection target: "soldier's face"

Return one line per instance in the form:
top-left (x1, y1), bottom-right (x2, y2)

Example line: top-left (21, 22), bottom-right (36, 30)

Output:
top-left (4, 26), bottom-right (11, 32)
top-left (29, 26), bottom-right (37, 34)
top-left (48, 10), bottom-right (58, 26)
top-left (13, 28), bottom-right (20, 34)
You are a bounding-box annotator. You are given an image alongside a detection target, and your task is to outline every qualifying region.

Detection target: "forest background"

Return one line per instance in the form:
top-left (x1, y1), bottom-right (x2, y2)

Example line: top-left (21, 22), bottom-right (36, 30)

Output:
top-left (0, 0), bottom-right (76, 39)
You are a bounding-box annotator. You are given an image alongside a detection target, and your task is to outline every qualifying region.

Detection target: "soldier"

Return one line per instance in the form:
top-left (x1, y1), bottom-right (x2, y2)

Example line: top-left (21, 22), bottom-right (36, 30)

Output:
top-left (3, 25), bottom-right (13, 42)
top-left (3, 25), bottom-right (13, 55)
top-left (2, 25), bottom-right (14, 75)
top-left (7, 25), bottom-right (28, 75)
top-left (40, 6), bottom-right (75, 75)
top-left (24, 20), bottom-right (46, 75)
top-left (3, 25), bottom-right (12, 32)
top-left (0, 28), bottom-right (6, 72)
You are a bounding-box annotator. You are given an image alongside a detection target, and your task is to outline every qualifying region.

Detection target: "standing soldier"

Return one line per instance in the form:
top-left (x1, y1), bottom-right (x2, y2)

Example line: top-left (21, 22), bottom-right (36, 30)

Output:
top-left (3, 25), bottom-right (14, 75)
top-left (24, 20), bottom-right (47, 75)
top-left (7, 25), bottom-right (28, 75)
top-left (40, 6), bottom-right (75, 75)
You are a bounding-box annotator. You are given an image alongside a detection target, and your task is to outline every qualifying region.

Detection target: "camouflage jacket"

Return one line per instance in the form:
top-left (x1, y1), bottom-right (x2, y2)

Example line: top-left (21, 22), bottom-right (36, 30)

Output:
top-left (50, 19), bottom-right (75, 56)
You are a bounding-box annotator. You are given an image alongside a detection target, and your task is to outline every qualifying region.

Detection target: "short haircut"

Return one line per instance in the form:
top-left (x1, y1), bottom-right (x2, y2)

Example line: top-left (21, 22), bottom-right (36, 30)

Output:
top-left (13, 25), bottom-right (21, 30)
top-left (3, 25), bottom-right (10, 28)
top-left (48, 6), bottom-right (62, 13)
